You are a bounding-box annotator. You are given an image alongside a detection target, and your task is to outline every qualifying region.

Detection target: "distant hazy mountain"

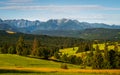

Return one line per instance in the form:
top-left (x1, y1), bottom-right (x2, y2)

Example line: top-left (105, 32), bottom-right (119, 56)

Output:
top-left (0, 18), bottom-right (120, 35)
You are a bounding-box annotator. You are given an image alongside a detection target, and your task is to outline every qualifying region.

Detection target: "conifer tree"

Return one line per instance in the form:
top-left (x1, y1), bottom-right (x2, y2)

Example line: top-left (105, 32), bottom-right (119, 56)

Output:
top-left (92, 45), bottom-right (104, 69)
top-left (16, 36), bottom-right (25, 55)
top-left (31, 38), bottom-right (39, 56)
top-left (103, 43), bottom-right (111, 69)
top-left (8, 46), bottom-right (15, 54)
top-left (114, 44), bottom-right (118, 53)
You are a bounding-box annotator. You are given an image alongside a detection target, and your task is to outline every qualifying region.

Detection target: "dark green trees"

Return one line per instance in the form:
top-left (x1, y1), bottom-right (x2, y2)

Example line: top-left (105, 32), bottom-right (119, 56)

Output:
top-left (92, 45), bottom-right (104, 69)
top-left (31, 38), bottom-right (39, 56)
top-left (103, 43), bottom-right (111, 69)
top-left (108, 50), bottom-right (120, 69)
top-left (16, 36), bottom-right (28, 56)
top-left (8, 46), bottom-right (16, 54)
top-left (0, 43), bottom-right (9, 54)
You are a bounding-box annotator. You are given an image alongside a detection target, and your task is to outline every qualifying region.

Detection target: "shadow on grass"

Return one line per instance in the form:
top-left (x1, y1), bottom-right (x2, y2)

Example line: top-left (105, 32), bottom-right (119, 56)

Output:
top-left (0, 69), bottom-right (43, 73)
top-left (27, 56), bottom-right (63, 63)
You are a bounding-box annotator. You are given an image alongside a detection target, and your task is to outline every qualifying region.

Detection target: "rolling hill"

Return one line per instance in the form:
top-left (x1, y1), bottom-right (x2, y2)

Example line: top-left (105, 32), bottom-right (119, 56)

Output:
top-left (0, 54), bottom-right (79, 68)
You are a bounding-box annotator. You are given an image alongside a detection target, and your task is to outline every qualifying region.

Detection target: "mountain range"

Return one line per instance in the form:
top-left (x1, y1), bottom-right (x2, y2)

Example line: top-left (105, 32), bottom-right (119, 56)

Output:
top-left (0, 18), bottom-right (120, 40)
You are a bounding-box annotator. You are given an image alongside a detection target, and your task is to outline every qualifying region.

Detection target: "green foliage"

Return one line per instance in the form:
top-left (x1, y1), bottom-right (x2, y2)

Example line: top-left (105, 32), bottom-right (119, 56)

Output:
top-left (108, 50), bottom-right (120, 69)
top-left (74, 56), bottom-right (83, 65)
top-left (31, 38), bottom-right (39, 56)
top-left (92, 46), bottom-right (104, 69)
top-left (54, 52), bottom-right (60, 59)
top-left (8, 46), bottom-right (16, 54)
top-left (16, 36), bottom-right (26, 55)
top-left (67, 55), bottom-right (82, 65)
top-left (0, 43), bottom-right (9, 54)
top-left (68, 55), bottom-right (77, 64)
top-left (61, 54), bottom-right (68, 62)
top-left (77, 42), bottom-right (93, 53)
top-left (61, 63), bottom-right (68, 69)
top-left (85, 51), bottom-right (93, 66)
top-left (37, 47), bottom-right (51, 59)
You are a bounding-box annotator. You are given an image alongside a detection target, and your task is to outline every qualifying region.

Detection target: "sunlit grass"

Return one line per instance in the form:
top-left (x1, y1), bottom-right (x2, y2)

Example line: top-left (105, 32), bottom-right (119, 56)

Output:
top-left (59, 47), bottom-right (78, 56)
top-left (0, 54), bottom-right (80, 69)
top-left (0, 68), bottom-right (119, 75)
top-left (0, 72), bottom-right (113, 75)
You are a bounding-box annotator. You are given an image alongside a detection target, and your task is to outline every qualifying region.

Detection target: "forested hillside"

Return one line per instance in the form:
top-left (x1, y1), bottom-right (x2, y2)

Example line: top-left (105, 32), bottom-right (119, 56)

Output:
top-left (0, 30), bottom-right (120, 69)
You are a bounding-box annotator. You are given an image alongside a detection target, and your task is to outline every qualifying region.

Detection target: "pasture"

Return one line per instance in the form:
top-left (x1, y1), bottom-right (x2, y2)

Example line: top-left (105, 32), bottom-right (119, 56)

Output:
top-left (0, 54), bottom-right (120, 75)
top-left (0, 54), bottom-right (79, 69)
top-left (59, 43), bottom-right (120, 57)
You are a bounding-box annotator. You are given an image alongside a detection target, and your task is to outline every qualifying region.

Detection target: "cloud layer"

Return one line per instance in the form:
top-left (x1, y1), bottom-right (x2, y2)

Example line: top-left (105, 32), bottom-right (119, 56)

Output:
top-left (0, 5), bottom-right (120, 11)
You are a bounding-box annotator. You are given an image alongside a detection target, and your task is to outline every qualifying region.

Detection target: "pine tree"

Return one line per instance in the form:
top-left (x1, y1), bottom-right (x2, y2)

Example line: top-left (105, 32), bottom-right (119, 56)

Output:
top-left (86, 49), bottom-right (94, 66)
top-left (61, 54), bottom-right (68, 62)
top-left (54, 52), bottom-right (60, 59)
top-left (8, 46), bottom-right (15, 54)
top-left (113, 44), bottom-right (120, 69)
top-left (103, 43), bottom-right (111, 69)
top-left (31, 38), bottom-right (39, 56)
top-left (114, 44), bottom-right (118, 53)
top-left (16, 36), bottom-right (25, 55)
top-left (108, 50), bottom-right (116, 68)
top-left (92, 45), bottom-right (104, 69)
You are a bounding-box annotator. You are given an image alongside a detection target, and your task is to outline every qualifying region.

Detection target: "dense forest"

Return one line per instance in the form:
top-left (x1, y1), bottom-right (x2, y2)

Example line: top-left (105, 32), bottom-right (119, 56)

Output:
top-left (0, 30), bottom-right (120, 69)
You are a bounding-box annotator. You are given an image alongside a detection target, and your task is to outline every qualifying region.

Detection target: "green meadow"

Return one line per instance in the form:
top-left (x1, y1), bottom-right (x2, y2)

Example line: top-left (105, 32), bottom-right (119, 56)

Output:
top-left (0, 54), bottom-right (79, 69)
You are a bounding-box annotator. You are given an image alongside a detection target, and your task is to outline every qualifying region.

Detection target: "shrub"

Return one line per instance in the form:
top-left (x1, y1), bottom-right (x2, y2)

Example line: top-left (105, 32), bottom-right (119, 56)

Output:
top-left (61, 63), bottom-right (68, 69)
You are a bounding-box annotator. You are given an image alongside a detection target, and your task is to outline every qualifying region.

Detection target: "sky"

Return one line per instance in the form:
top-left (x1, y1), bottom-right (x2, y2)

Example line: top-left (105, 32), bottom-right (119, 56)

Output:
top-left (0, 0), bottom-right (120, 25)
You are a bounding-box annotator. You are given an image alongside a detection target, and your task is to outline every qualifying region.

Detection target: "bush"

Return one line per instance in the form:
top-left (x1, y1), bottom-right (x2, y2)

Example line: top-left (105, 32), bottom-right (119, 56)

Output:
top-left (61, 63), bottom-right (68, 69)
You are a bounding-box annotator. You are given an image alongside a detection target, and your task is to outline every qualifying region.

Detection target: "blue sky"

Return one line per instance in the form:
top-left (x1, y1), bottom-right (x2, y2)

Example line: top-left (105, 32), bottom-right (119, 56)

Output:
top-left (0, 0), bottom-right (120, 25)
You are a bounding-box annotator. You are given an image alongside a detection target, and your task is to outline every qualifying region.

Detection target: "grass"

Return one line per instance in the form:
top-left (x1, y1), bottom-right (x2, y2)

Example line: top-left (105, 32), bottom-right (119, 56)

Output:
top-left (93, 43), bottom-right (120, 51)
top-left (0, 67), bottom-right (120, 75)
top-left (0, 73), bottom-right (114, 75)
top-left (0, 68), bottom-right (119, 75)
top-left (0, 54), bottom-right (120, 75)
top-left (59, 43), bottom-right (120, 57)
top-left (59, 47), bottom-right (78, 56)
top-left (0, 54), bottom-right (80, 69)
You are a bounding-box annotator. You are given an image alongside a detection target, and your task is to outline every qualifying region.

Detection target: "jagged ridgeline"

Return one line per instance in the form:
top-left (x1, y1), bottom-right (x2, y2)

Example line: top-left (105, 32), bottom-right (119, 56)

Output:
top-left (0, 18), bottom-right (120, 40)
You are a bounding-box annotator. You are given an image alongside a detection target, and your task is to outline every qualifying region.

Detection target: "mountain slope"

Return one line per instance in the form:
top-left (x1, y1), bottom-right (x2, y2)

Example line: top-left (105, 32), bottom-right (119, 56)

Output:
top-left (0, 18), bottom-right (120, 33)
top-left (80, 28), bottom-right (120, 40)
top-left (1, 18), bottom-right (120, 40)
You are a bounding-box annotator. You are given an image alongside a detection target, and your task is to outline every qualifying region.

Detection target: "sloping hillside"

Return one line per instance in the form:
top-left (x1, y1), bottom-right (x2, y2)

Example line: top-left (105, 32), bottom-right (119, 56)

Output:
top-left (80, 28), bottom-right (120, 40)
top-left (0, 54), bottom-right (79, 69)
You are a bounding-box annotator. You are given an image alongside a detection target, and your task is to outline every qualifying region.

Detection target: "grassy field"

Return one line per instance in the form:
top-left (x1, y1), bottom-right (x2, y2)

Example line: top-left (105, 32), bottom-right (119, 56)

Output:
top-left (0, 68), bottom-right (119, 75)
top-left (0, 54), bottom-right (120, 75)
top-left (59, 47), bottom-right (78, 56)
top-left (0, 54), bottom-right (79, 69)
top-left (93, 43), bottom-right (120, 51)
top-left (59, 43), bottom-right (120, 57)
top-left (0, 73), bottom-right (115, 75)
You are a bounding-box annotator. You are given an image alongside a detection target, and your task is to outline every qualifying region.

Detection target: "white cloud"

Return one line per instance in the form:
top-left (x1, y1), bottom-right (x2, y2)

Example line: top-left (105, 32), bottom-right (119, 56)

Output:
top-left (8, 0), bottom-right (33, 3)
top-left (0, 0), bottom-right (33, 5)
top-left (0, 5), bottom-right (120, 11)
